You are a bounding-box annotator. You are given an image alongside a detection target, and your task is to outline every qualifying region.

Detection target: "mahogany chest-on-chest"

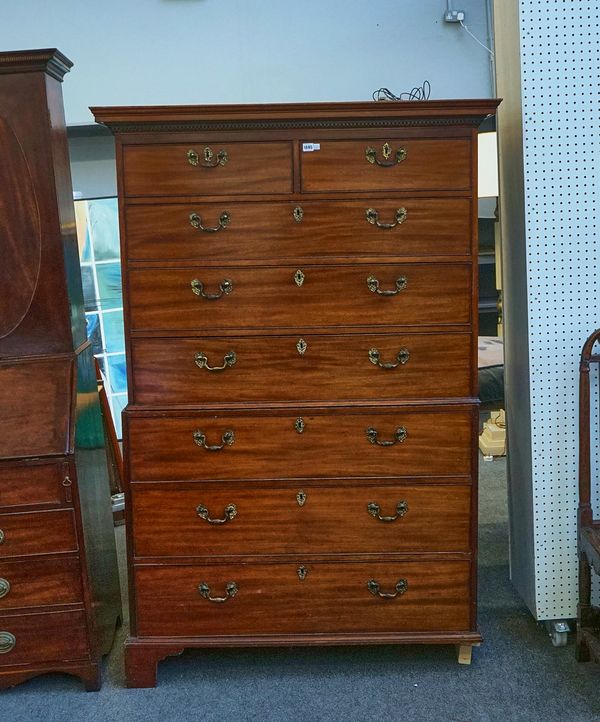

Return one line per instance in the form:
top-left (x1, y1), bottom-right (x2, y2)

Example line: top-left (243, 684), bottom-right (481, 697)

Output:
top-left (92, 99), bottom-right (499, 687)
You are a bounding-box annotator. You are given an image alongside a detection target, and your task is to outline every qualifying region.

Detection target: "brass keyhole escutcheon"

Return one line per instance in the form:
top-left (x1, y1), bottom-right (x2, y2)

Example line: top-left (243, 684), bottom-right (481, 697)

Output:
top-left (293, 206), bottom-right (304, 223)
top-left (296, 490), bottom-right (307, 506)
top-left (294, 269), bottom-right (305, 286)
top-left (295, 418), bottom-right (305, 434)
top-left (297, 566), bottom-right (309, 581)
top-left (296, 338), bottom-right (308, 355)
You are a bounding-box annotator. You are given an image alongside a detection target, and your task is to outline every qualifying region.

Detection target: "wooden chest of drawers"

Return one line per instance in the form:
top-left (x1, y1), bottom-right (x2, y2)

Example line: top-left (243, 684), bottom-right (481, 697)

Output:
top-left (93, 99), bottom-right (499, 687)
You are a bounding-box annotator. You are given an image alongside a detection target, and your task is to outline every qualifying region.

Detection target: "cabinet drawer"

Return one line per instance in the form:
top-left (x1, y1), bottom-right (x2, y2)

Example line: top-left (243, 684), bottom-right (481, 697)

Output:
top-left (131, 482), bottom-right (472, 557)
top-left (127, 407), bottom-right (474, 481)
top-left (123, 142), bottom-right (293, 197)
top-left (128, 263), bottom-right (472, 332)
top-left (0, 610), bottom-right (89, 666)
top-left (0, 558), bottom-right (83, 610)
top-left (0, 510), bottom-right (78, 559)
top-left (0, 460), bottom-right (66, 510)
top-left (134, 560), bottom-right (471, 636)
top-left (130, 332), bottom-right (472, 405)
top-left (300, 139), bottom-right (471, 192)
top-left (125, 198), bottom-right (472, 261)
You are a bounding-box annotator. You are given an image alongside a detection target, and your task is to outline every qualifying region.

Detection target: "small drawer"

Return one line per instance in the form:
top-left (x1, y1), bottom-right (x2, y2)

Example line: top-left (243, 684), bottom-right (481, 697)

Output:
top-left (0, 510), bottom-right (78, 559)
top-left (130, 331), bottom-right (472, 405)
top-left (134, 560), bottom-right (471, 637)
top-left (0, 357), bottom-right (73, 459)
top-left (300, 138), bottom-right (471, 192)
top-left (127, 406), bottom-right (475, 482)
top-left (128, 263), bottom-right (472, 332)
top-left (123, 142), bottom-right (293, 197)
top-left (124, 198), bottom-right (472, 261)
top-left (0, 460), bottom-right (67, 510)
top-left (0, 558), bottom-right (83, 610)
top-left (0, 610), bottom-right (89, 666)
top-left (131, 482), bottom-right (472, 557)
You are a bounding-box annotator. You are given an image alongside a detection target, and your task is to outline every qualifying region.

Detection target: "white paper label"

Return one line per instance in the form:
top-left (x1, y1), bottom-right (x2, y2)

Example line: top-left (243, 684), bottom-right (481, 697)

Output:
top-left (302, 142), bottom-right (321, 152)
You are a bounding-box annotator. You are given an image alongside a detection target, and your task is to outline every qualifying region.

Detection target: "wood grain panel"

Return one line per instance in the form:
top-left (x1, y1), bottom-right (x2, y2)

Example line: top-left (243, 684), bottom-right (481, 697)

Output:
top-left (0, 116), bottom-right (41, 339)
top-left (128, 263), bottom-right (472, 331)
top-left (0, 461), bottom-right (65, 510)
top-left (130, 332), bottom-right (472, 404)
top-left (134, 560), bottom-right (471, 636)
top-left (0, 357), bottom-right (73, 459)
top-left (0, 558), bottom-right (83, 610)
top-left (127, 407), bottom-right (474, 481)
top-left (123, 142), bottom-right (293, 196)
top-left (131, 483), bottom-right (471, 557)
top-left (125, 198), bottom-right (472, 261)
top-left (300, 139), bottom-right (471, 192)
top-left (0, 610), bottom-right (89, 666)
top-left (0, 510), bottom-right (77, 558)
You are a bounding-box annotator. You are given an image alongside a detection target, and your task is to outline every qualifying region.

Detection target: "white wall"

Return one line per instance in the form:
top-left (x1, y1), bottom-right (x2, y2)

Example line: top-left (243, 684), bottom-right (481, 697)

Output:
top-left (3, 0), bottom-right (493, 125)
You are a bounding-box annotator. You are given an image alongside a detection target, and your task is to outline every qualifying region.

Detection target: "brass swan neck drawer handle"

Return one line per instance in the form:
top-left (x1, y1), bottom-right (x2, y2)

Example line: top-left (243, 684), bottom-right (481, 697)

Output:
top-left (367, 578), bottom-right (408, 599)
top-left (195, 351), bottom-right (237, 372)
top-left (365, 207), bottom-right (407, 229)
top-left (0, 578), bottom-right (10, 599)
top-left (0, 529), bottom-right (4, 544)
top-left (365, 142), bottom-right (407, 167)
top-left (193, 429), bottom-right (235, 451)
top-left (366, 275), bottom-right (407, 296)
top-left (0, 631), bottom-right (16, 654)
top-left (367, 501), bottom-right (409, 522)
top-left (198, 581), bottom-right (238, 603)
top-left (187, 147), bottom-right (228, 168)
top-left (196, 503), bottom-right (237, 524)
top-left (366, 426), bottom-right (407, 446)
top-left (189, 211), bottom-right (230, 233)
top-left (191, 278), bottom-right (233, 300)
top-left (368, 347), bottom-right (410, 369)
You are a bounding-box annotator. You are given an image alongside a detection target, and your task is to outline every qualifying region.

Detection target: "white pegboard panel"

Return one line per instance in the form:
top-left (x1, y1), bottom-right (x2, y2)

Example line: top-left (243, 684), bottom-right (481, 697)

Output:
top-left (519, 0), bottom-right (600, 618)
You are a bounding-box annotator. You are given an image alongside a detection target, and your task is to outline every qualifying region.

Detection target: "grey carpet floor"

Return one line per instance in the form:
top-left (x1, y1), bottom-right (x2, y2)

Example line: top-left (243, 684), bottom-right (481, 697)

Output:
top-left (3, 456), bottom-right (600, 722)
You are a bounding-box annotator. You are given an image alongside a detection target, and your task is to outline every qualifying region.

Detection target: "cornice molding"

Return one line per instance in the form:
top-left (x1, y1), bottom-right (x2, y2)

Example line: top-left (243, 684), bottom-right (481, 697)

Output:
top-left (91, 99), bottom-right (501, 134)
top-left (104, 115), bottom-right (488, 135)
top-left (0, 49), bottom-right (73, 82)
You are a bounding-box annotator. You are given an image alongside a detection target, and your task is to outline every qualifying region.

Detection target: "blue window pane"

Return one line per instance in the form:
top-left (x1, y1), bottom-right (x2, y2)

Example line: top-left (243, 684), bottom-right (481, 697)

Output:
top-left (85, 313), bottom-right (102, 354)
top-left (96, 263), bottom-right (122, 310)
top-left (110, 394), bottom-right (127, 439)
top-left (89, 198), bottom-right (120, 261)
top-left (107, 354), bottom-right (127, 393)
top-left (102, 310), bottom-right (125, 353)
top-left (81, 265), bottom-right (98, 312)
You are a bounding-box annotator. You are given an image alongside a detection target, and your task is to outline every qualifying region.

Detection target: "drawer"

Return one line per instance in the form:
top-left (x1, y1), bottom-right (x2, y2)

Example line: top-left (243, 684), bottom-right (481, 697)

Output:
top-left (123, 142), bottom-right (293, 197)
top-left (0, 558), bottom-right (83, 610)
top-left (128, 263), bottom-right (472, 332)
top-left (0, 460), bottom-right (66, 510)
top-left (131, 482), bottom-right (472, 557)
top-left (300, 138), bottom-right (471, 192)
top-left (0, 510), bottom-right (78, 559)
top-left (0, 357), bottom-right (73, 459)
top-left (0, 610), bottom-right (89, 666)
top-left (130, 332), bottom-right (472, 405)
top-left (127, 406), bottom-right (474, 481)
top-left (124, 198), bottom-right (472, 261)
top-left (134, 560), bottom-right (471, 636)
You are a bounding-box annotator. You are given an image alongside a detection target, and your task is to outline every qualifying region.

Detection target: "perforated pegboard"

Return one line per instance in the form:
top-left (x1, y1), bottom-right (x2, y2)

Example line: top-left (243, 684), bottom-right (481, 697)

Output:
top-left (518, 0), bottom-right (600, 619)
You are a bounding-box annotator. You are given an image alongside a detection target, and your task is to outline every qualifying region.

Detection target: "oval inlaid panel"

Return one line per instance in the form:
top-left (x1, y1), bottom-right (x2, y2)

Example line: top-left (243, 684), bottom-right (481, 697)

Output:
top-left (0, 116), bottom-right (41, 338)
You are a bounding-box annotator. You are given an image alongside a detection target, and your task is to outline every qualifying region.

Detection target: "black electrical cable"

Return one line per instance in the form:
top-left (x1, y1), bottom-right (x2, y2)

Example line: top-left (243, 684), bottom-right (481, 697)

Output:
top-left (372, 80), bottom-right (431, 101)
